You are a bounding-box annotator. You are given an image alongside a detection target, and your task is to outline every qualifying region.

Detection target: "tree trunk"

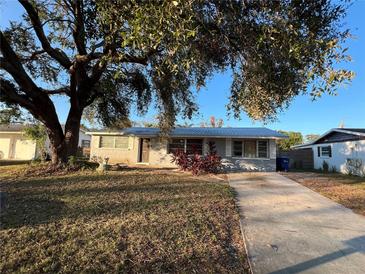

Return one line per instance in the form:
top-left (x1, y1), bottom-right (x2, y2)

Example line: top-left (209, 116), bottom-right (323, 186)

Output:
top-left (46, 106), bottom-right (82, 165)
top-left (46, 123), bottom-right (67, 164)
top-left (64, 106), bottom-right (82, 160)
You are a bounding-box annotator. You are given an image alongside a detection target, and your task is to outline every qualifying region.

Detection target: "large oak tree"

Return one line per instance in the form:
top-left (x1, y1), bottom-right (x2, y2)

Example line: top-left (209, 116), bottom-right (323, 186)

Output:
top-left (0, 0), bottom-right (353, 163)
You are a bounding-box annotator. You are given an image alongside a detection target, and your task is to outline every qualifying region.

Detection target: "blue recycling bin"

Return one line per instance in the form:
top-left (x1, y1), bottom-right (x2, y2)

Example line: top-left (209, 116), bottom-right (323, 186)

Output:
top-left (277, 157), bottom-right (289, 172)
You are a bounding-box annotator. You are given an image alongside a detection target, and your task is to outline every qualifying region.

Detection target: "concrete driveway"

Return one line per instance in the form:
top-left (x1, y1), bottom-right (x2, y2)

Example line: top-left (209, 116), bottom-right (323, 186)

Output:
top-left (228, 172), bottom-right (365, 274)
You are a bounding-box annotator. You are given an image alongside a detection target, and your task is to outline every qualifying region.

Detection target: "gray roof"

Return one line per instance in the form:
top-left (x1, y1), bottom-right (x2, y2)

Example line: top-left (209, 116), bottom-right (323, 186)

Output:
top-left (87, 127), bottom-right (287, 139)
top-left (292, 128), bottom-right (365, 149)
top-left (336, 128), bottom-right (365, 134)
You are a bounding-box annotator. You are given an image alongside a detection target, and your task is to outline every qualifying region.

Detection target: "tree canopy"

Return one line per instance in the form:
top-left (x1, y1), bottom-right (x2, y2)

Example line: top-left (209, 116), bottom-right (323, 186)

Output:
top-left (305, 134), bottom-right (320, 142)
top-left (0, 0), bottom-right (354, 163)
top-left (277, 130), bottom-right (304, 151)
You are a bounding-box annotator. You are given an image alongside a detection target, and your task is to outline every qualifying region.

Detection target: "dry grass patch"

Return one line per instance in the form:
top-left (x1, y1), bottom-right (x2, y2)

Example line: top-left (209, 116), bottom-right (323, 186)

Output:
top-left (283, 172), bottom-right (365, 216)
top-left (0, 167), bottom-right (248, 273)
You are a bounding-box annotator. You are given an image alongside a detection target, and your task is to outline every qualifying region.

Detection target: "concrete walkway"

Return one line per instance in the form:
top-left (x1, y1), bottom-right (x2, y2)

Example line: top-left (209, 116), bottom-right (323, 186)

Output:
top-left (228, 172), bottom-right (365, 274)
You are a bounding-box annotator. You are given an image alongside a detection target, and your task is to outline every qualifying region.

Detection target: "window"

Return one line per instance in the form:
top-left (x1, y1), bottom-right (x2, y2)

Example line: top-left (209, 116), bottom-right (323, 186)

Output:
top-left (99, 136), bottom-right (114, 148)
top-left (168, 139), bottom-right (185, 154)
top-left (186, 139), bottom-right (203, 155)
top-left (232, 139), bottom-right (269, 158)
top-left (257, 140), bottom-right (268, 158)
top-left (81, 140), bottom-right (90, 148)
top-left (318, 146), bottom-right (332, 157)
top-left (233, 141), bottom-right (243, 157)
top-left (115, 136), bottom-right (129, 149)
top-left (99, 136), bottom-right (129, 149)
top-left (168, 138), bottom-right (203, 154)
top-left (244, 140), bottom-right (256, 158)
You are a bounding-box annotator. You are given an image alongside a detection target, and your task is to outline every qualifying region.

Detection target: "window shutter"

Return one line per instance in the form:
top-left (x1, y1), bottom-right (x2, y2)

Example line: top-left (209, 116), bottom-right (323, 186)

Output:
top-left (317, 147), bottom-right (320, 157)
top-left (328, 146), bottom-right (332, 157)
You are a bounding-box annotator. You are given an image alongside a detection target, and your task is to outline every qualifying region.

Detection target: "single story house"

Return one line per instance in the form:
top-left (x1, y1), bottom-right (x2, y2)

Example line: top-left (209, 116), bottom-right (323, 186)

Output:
top-left (0, 124), bottom-right (91, 160)
top-left (292, 128), bottom-right (365, 176)
top-left (87, 127), bottom-right (287, 171)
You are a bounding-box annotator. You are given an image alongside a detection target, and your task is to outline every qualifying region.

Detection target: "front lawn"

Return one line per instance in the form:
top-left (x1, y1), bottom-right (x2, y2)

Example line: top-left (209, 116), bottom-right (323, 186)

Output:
top-left (283, 172), bottom-right (365, 216)
top-left (0, 166), bottom-right (248, 273)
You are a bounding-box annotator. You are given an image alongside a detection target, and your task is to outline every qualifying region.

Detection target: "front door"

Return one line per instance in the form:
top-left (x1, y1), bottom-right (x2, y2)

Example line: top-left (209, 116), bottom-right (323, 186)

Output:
top-left (138, 138), bottom-right (150, 163)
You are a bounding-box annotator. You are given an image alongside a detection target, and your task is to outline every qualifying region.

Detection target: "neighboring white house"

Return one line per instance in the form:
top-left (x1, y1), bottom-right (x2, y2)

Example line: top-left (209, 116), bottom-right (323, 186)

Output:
top-left (87, 127), bottom-right (287, 171)
top-left (293, 128), bottom-right (365, 176)
top-left (0, 124), bottom-right (91, 160)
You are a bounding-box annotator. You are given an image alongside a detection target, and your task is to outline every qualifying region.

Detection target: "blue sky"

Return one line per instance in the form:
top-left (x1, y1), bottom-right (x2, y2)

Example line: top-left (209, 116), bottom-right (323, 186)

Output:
top-left (1, 1), bottom-right (364, 136)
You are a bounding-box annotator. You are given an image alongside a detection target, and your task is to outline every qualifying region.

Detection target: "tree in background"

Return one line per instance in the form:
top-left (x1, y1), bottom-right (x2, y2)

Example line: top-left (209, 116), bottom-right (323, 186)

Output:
top-left (176, 121), bottom-right (194, 128)
top-left (277, 131), bottom-right (304, 151)
top-left (305, 134), bottom-right (320, 143)
top-left (200, 116), bottom-right (224, 128)
top-left (1, 0), bottom-right (353, 163)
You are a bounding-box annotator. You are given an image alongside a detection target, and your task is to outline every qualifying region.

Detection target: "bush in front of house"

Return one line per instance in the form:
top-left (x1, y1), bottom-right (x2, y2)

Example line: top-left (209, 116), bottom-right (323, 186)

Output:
top-left (171, 141), bottom-right (223, 175)
top-left (322, 160), bottom-right (329, 173)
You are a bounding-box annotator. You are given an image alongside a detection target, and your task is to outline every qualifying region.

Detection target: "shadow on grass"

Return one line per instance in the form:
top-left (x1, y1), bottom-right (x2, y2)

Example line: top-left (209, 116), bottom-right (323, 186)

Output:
top-left (0, 173), bottom-right (223, 229)
top-left (0, 197), bottom-right (66, 229)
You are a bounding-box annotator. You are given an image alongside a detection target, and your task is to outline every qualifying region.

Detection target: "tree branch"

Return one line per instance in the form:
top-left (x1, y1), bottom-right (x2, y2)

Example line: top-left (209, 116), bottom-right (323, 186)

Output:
top-left (0, 78), bottom-right (37, 113)
top-left (41, 87), bottom-right (70, 95)
top-left (0, 33), bottom-right (41, 97)
top-left (24, 18), bottom-right (73, 31)
top-left (18, 0), bottom-right (72, 69)
top-left (1, 33), bottom-right (63, 128)
top-left (71, 0), bottom-right (87, 55)
top-left (20, 49), bottom-right (46, 61)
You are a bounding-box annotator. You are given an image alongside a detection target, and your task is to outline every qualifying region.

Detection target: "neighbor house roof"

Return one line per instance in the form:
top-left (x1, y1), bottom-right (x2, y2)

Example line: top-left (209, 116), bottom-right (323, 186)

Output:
top-left (292, 128), bottom-right (365, 149)
top-left (0, 124), bottom-right (89, 134)
top-left (0, 124), bottom-right (26, 133)
top-left (87, 127), bottom-right (287, 139)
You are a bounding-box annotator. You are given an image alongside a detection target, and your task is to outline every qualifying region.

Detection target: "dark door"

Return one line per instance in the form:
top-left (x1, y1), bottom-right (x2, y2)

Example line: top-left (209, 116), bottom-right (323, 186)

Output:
top-left (139, 138), bottom-right (150, 163)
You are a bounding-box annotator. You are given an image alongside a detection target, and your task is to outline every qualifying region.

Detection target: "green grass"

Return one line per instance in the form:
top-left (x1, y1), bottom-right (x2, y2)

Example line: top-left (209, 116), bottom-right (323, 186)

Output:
top-left (0, 167), bottom-right (248, 273)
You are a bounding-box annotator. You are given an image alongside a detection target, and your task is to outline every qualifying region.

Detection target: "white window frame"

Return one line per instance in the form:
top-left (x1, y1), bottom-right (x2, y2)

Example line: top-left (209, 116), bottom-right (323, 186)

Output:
top-left (99, 136), bottom-right (129, 150)
top-left (319, 145), bottom-right (331, 158)
top-left (231, 139), bottom-right (270, 160)
top-left (257, 140), bottom-right (269, 159)
top-left (168, 138), bottom-right (203, 155)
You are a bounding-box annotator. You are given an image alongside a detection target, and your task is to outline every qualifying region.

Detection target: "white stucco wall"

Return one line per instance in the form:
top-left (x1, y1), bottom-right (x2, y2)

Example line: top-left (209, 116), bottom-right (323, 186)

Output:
top-left (313, 140), bottom-right (365, 175)
top-left (0, 133), bottom-right (37, 160)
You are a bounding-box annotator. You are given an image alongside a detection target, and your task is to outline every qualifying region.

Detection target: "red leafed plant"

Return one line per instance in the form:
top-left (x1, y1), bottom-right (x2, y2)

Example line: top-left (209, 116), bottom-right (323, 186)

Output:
top-left (171, 149), bottom-right (190, 171)
top-left (171, 141), bottom-right (222, 175)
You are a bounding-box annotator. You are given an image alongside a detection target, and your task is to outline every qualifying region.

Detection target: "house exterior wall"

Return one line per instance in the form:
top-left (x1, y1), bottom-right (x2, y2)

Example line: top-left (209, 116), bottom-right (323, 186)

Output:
top-left (78, 131), bottom-right (91, 147)
top-left (89, 135), bottom-right (139, 164)
top-left (279, 148), bottom-right (314, 169)
top-left (312, 140), bottom-right (365, 176)
top-left (0, 129), bottom-right (91, 160)
top-left (89, 135), bottom-right (278, 171)
top-left (220, 139), bottom-right (277, 171)
top-left (0, 133), bottom-right (37, 160)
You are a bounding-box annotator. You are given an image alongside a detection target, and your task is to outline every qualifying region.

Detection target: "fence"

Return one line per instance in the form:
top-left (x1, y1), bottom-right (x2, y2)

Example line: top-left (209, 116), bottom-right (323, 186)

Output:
top-left (278, 148), bottom-right (314, 170)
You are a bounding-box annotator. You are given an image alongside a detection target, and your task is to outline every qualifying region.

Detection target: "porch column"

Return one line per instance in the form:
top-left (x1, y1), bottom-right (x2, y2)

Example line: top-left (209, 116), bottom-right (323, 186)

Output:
top-left (225, 138), bottom-right (232, 157)
top-left (203, 138), bottom-right (209, 155)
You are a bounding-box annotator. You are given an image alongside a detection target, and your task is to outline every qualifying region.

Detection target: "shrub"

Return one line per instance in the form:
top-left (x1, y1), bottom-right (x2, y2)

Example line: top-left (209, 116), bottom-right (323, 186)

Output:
top-left (322, 160), bottom-right (329, 173)
top-left (171, 149), bottom-right (191, 171)
top-left (171, 141), bottom-right (222, 175)
top-left (344, 158), bottom-right (364, 176)
top-left (330, 165), bottom-right (337, 173)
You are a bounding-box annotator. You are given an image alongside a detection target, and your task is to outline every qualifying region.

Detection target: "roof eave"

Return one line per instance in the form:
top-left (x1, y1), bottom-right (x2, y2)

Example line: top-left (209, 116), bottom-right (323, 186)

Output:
top-left (0, 131), bottom-right (24, 134)
top-left (86, 131), bottom-right (286, 139)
